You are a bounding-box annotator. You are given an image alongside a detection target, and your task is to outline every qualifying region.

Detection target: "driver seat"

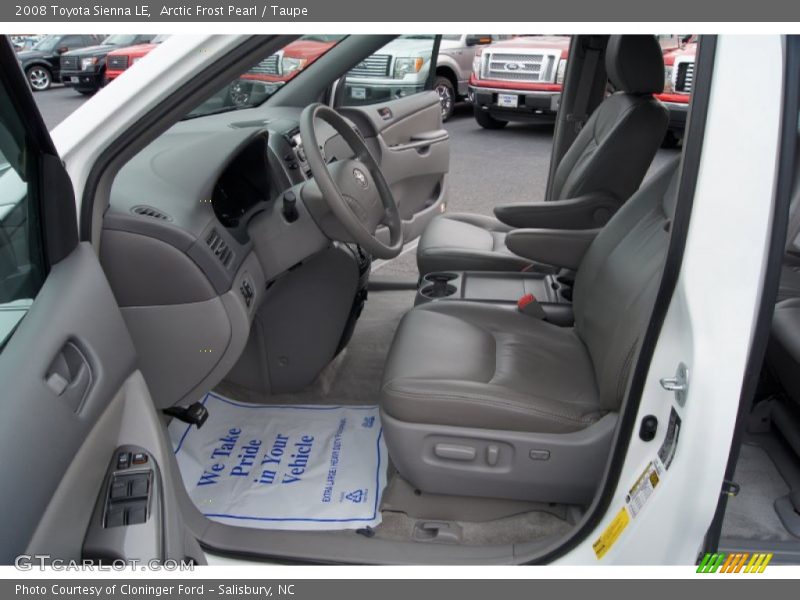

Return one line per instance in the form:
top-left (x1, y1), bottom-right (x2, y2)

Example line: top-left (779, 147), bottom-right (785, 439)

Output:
top-left (380, 159), bottom-right (680, 504)
top-left (416, 35), bottom-right (669, 276)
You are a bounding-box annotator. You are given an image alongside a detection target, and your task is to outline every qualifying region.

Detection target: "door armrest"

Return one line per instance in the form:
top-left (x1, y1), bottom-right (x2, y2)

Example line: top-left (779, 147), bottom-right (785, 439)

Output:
top-left (505, 228), bottom-right (601, 270)
top-left (409, 129), bottom-right (449, 143)
top-left (494, 193), bottom-right (620, 229)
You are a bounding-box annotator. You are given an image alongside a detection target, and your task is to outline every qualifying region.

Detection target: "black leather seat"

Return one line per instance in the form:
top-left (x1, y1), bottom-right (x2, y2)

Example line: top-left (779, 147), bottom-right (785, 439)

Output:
top-left (416, 35), bottom-right (669, 276)
top-left (381, 159), bottom-right (680, 504)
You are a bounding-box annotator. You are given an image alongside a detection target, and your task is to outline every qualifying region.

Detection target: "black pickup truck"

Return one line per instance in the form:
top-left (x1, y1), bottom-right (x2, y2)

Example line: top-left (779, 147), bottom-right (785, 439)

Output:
top-left (60, 34), bottom-right (155, 95)
top-left (16, 34), bottom-right (104, 91)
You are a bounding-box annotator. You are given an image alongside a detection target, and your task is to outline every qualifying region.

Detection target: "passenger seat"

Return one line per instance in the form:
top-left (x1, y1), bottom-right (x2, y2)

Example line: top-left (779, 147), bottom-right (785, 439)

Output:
top-left (416, 35), bottom-right (669, 276)
top-left (380, 159), bottom-right (681, 504)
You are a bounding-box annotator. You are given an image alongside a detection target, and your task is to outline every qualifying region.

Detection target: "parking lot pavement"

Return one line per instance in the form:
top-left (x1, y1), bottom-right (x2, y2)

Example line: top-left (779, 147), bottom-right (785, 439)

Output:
top-left (32, 84), bottom-right (92, 130)
top-left (33, 92), bottom-right (679, 281)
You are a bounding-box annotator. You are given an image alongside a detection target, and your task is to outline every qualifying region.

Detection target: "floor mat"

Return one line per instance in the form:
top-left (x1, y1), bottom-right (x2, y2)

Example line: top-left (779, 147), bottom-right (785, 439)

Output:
top-left (170, 392), bottom-right (387, 531)
top-left (722, 443), bottom-right (793, 542)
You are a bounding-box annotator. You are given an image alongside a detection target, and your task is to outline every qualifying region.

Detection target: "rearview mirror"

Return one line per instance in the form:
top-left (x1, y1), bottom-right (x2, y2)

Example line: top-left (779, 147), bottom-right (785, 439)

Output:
top-left (465, 35), bottom-right (493, 46)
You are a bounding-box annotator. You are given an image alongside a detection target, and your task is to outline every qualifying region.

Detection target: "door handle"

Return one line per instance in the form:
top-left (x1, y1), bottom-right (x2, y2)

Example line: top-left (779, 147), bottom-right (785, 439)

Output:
top-left (45, 340), bottom-right (93, 411)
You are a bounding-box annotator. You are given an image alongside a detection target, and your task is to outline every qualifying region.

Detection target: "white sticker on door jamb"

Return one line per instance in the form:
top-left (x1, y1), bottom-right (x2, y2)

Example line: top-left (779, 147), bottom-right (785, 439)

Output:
top-left (169, 392), bottom-right (387, 530)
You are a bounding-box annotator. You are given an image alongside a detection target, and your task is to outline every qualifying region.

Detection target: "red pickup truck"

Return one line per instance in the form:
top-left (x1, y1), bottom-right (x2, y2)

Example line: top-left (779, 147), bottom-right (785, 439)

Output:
top-left (468, 35), bottom-right (571, 129)
top-left (229, 35), bottom-right (340, 105)
top-left (105, 35), bottom-right (168, 83)
top-left (469, 34), bottom-right (694, 139)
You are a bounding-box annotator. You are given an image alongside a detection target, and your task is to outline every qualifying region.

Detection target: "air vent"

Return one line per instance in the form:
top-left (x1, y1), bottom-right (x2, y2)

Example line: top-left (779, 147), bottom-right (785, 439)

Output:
top-left (131, 205), bottom-right (172, 221)
top-left (206, 229), bottom-right (235, 269)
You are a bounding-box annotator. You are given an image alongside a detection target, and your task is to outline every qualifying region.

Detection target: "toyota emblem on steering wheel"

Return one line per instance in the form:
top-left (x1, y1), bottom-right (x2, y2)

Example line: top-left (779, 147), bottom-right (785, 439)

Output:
top-left (353, 168), bottom-right (369, 188)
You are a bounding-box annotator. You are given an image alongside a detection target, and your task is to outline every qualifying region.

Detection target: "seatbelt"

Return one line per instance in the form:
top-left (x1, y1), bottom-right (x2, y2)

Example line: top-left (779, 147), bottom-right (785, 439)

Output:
top-left (566, 45), bottom-right (600, 134)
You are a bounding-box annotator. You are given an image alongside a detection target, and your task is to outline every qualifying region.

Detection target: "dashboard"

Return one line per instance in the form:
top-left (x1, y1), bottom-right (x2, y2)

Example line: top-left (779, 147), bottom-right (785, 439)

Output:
top-left (99, 105), bottom-right (366, 410)
top-left (98, 90), bottom-right (446, 412)
top-left (103, 106), bottom-right (351, 298)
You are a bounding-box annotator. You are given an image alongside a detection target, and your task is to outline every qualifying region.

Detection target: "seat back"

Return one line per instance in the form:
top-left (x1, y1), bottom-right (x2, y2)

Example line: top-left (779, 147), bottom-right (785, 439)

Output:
top-left (551, 35), bottom-right (669, 202)
top-left (573, 159), bottom-right (680, 411)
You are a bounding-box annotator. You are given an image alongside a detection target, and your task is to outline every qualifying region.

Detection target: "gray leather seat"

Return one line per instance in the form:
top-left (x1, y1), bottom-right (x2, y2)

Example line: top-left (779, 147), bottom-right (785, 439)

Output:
top-left (381, 159), bottom-right (680, 504)
top-left (416, 35), bottom-right (669, 276)
top-left (768, 297), bottom-right (800, 403)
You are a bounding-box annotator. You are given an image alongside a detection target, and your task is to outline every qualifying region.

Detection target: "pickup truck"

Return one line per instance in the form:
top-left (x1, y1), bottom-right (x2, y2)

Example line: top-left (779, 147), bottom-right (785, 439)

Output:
top-left (15, 34), bottom-right (104, 91)
top-left (655, 38), bottom-right (696, 146)
top-left (343, 34), bottom-right (505, 121)
top-left (468, 35), bottom-right (571, 129)
top-left (60, 34), bottom-right (155, 95)
top-left (229, 35), bottom-right (341, 106)
top-left (104, 35), bottom-right (169, 83)
top-left (101, 35), bottom-right (341, 109)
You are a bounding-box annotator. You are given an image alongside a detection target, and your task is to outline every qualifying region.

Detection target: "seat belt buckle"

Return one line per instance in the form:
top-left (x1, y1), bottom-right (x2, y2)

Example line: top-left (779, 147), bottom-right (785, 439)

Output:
top-left (517, 293), bottom-right (547, 319)
top-left (163, 402), bottom-right (209, 429)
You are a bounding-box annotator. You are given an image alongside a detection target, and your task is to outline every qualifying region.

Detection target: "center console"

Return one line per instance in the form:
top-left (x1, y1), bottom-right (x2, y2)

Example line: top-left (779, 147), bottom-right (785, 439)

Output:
top-left (416, 271), bottom-right (575, 326)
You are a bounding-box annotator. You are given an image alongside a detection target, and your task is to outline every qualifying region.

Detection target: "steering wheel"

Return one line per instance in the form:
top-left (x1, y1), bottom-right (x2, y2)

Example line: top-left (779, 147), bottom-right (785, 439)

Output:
top-left (299, 103), bottom-right (402, 259)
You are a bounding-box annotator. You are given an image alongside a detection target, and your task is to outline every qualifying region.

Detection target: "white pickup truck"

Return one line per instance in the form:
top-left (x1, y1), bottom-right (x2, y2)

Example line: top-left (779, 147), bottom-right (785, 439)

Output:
top-left (343, 34), bottom-right (508, 120)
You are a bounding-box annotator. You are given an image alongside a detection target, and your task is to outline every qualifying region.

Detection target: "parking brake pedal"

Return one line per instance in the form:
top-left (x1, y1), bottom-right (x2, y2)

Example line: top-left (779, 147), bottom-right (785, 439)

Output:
top-left (163, 402), bottom-right (209, 429)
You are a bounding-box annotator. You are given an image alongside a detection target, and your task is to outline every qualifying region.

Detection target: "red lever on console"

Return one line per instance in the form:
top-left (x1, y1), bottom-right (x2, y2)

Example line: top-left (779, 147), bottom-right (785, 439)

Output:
top-left (517, 293), bottom-right (536, 310)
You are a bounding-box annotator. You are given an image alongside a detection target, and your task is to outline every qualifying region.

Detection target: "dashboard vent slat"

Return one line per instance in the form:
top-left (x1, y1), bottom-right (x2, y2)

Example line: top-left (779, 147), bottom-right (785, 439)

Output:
top-left (131, 205), bottom-right (172, 221)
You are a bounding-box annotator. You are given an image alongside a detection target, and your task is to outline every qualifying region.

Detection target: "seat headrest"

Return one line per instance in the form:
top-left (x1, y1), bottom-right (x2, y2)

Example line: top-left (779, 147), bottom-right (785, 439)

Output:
top-left (605, 35), bottom-right (665, 95)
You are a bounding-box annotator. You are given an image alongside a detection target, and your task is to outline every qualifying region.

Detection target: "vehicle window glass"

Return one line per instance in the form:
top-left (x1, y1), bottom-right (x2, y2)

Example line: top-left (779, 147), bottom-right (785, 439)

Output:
top-left (60, 36), bottom-right (83, 48)
top-left (184, 35), bottom-right (347, 119)
top-left (102, 34), bottom-right (141, 46)
top-left (340, 35), bottom-right (437, 107)
top-left (0, 83), bottom-right (46, 349)
top-left (31, 36), bottom-right (58, 53)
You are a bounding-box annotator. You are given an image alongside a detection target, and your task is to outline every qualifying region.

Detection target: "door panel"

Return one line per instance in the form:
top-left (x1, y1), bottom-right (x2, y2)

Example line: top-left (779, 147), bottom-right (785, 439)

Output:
top-left (341, 91), bottom-right (450, 243)
top-left (0, 244), bottom-right (137, 560)
top-left (0, 36), bottom-right (198, 565)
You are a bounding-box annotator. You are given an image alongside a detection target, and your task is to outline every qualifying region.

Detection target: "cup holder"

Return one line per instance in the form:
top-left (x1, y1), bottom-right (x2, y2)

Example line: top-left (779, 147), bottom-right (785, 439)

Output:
top-left (424, 272), bottom-right (458, 284)
top-left (421, 282), bottom-right (457, 299)
top-left (420, 272), bottom-right (459, 299)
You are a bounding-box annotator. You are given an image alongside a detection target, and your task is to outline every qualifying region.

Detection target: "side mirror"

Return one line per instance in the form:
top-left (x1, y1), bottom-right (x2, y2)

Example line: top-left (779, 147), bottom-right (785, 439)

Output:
top-left (57, 46), bottom-right (68, 54)
top-left (465, 35), bottom-right (493, 47)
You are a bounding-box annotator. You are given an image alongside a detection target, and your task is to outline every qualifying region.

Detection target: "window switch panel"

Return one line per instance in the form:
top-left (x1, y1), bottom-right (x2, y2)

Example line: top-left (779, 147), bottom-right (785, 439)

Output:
top-left (110, 479), bottom-right (128, 500)
top-left (129, 474), bottom-right (149, 498)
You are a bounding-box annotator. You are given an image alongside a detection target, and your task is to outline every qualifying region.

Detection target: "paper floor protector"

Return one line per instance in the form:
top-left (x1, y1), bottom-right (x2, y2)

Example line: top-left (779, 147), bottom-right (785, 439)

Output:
top-left (169, 392), bottom-right (387, 530)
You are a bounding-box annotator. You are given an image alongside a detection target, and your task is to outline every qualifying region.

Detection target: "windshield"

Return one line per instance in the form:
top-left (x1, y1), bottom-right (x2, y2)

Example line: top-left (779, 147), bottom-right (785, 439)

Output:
top-left (31, 36), bottom-right (58, 53)
top-left (103, 34), bottom-right (141, 46)
top-left (184, 35), bottom-right (347, 120)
